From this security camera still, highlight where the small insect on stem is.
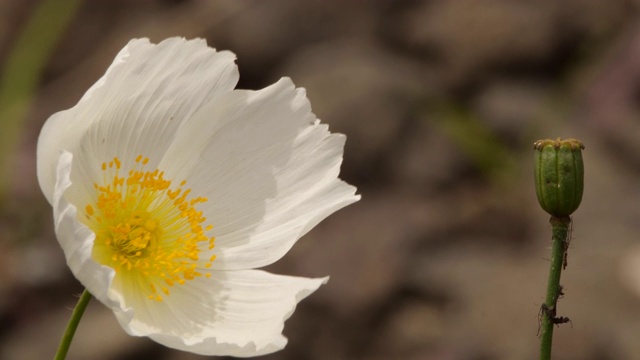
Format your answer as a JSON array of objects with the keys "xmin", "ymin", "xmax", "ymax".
[
  {"xmin": 537, "ymin": 303, "xmax": 572, "ymax": 337},
  {"xmin": 537, "ymin": 305, "xmax": 546, "ymax": 337},
  {"xmin": 557, "ymin": 285, "xmax": 564, "ymax": 300},
  {"xmin": 552, "ymin": 315, "xmax": 572, "ymax": 328},
  {"xmin": 563, "ymin": 219, "xmax": 573, "ymax": 270}
]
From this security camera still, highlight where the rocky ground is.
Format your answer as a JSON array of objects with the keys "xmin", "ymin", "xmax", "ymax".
[{"xmin": 2, "ymin": 0, "xmax": 640, "ymax": 359}]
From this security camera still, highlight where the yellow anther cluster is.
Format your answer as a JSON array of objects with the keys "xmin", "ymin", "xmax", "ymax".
[{"xmin": 85, "ymin": 156, "xmax": 216, "ymax": 302}]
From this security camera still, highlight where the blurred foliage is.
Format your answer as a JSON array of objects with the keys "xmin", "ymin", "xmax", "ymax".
[
  {"xmin": 0, "ymin": 0, "xmax": 81, "ymax": 200},
  {"xmin": 432, "ymin": 101, "xmax": 517, "ymax": 184}
]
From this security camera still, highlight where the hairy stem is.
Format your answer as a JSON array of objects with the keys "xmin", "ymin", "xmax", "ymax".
[
  {"xmin": 539, "ymin": 216, "xmax": 570, "ymax": 360},
  {"xmin": 54, "ymin": 289, "xmax": 92, "ymax": 360}
]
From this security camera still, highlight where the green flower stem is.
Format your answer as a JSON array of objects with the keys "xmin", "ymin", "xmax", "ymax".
[
  {"xmin": 539, "ymin": 216, "xmax": 570, "ymax": 360},
  {"xmin": 54, "ymin": 289, "xmax": 92, "ymax": 360}
]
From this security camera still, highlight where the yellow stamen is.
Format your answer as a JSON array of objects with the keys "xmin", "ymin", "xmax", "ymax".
[{"xmin": 84, "ymin": 156, "xmax": 215, "ymax": 301}]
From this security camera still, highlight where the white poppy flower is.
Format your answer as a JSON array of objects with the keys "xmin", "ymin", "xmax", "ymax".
[{"xmin": 37, "ymin": 38, "xmax": 359, "ymax": 357}]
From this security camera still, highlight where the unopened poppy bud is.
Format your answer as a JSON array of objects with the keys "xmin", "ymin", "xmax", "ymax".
[{"xmin": 533, "ymin": 138, "xmax": 584, "ymax": 217}]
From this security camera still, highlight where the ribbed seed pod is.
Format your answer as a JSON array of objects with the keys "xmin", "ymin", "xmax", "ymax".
[{"xmin": 533, "ymin": 138, "xmax": 584, "ymax": 217}]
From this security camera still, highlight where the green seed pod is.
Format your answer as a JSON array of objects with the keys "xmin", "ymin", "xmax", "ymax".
[{"xmin": 533, "ymin": 138, "xmax": 584, "ymax": 217}]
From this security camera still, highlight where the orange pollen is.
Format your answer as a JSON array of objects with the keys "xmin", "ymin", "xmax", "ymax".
[{"xmin": 84, "ymin": 155, "xmax": 216, "ymax": 302}]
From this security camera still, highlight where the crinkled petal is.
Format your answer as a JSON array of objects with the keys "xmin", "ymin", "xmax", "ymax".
[
  {"xmin": 160, "ymin": 77, "xmax": 360, "ymax": 270},
  {"xmin": 52, "ymin": 151, "xmax": 131, "ymax": 321},
  {"xmin": 37, "ymin": 37, "xmax": 239, "ymax": 204},
  {"xmin": 111, "ymin": 269, "xmax": 327, "ymax": 357}
]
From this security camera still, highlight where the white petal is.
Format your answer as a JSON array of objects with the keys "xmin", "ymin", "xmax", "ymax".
[
  {"xmin": 112, "ymin": 270, "xmax": 327, "ymax": 357},
  {"xmin": 52, "ymin": 151, "xmax": 131, "ymax": 320},
  {"xmin": 160, "ymin": 78, "xmax": 360, "ymax": 270},
  {"xmin": 37, "ymin": 37, "xmax": 239, "ymax": 204}
]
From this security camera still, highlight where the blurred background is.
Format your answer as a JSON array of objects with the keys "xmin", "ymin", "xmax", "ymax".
[{"xmin": 2, "ymin": 0, "xmax": 640, "ymax": 359}]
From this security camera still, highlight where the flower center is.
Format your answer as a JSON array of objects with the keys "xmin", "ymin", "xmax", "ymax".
[
  {"xmin": 109, "ymin": 211, "xmax": 156, "ymax": 256},
  {"xmin": 83, "ymin": 155, "xmax": 216, "ymax": 301}
]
